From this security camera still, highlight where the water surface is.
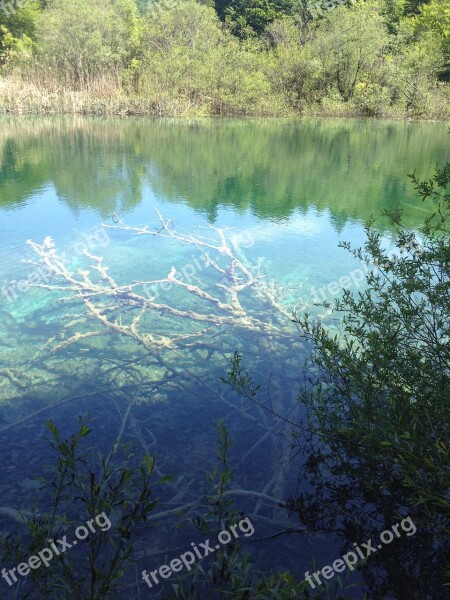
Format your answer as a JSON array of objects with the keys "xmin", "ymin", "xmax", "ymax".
[{"xmin": 0, "ymin": 116, "xmax": 447, "ymax": 598}]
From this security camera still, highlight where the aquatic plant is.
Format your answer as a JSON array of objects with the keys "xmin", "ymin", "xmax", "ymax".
[{"xmin": 1, "ymin": 418, "xmax": 159, "ymax": 600}]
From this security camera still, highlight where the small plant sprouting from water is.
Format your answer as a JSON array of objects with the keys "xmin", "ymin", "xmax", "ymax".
[
  {"xmin": 1, "ymin": 418, "xmax": 160, "ymax": 600},
  {"xmin": 168, "ymin": 420, "xmax": 345, "ymax": 600}
]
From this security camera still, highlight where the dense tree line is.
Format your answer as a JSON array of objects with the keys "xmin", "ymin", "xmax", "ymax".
[{"xmin": 0, "ymin": 0, "xmax": 448, "ymax": 118}]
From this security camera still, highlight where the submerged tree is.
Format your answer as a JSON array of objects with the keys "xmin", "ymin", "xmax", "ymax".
[
  {"xmin": 25, "ymin": 208, "xmax": 309, "ymax": 414},
  {"xmin": 23, "ymin": 207, "xmax": 315, "ymax": 571}
]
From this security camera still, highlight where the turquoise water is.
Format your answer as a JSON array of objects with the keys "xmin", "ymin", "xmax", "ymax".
[{"xmin": 0, "ymin": 117, "xmax": 448, "ymax": 598}]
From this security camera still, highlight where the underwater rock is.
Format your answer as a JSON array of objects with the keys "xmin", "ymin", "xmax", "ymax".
[
  {"xmin": 0, "ymin": 309, "xmax": 20, "ymax": 333},
  {"xmin": 18, "ymin": 478, "xmax": 42, "ymax": 491},
  {"xmin": 0, "ymin": 506, "xmax": 33, "ymax": 524}
]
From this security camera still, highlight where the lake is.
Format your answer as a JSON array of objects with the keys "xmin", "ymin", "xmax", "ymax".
[{"xmin": 0, "ymin": 116, "xmax": 448, "ymax": 598}]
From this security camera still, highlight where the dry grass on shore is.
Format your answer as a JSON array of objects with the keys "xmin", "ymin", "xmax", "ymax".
[{"xmin": 0, "ymin": 75, "xmax": 448, "ymax": 120}]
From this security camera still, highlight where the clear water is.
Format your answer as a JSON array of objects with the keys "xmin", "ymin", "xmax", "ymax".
[{"xmin": 0, "ymin": 116, "xmax": 448, "ymax": 598}]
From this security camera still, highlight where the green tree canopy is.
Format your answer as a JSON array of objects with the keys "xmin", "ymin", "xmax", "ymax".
[
  {"xmin": 36, "ymin": 0, "xmax": 141, "ymax": 86},
  {"xmin": 0, "ymin": 0, "xmax": 39, "ymax": 65},
  {"xmin": 224, "ymin": 0, "xmax": 298, "ymax": 37}
]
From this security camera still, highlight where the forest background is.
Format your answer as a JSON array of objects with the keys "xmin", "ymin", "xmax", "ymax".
[{"xmin": 0, "ymin": 0, "xmax": 448, "ymax": 118}]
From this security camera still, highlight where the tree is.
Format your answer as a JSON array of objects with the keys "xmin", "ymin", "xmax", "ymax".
[
  {"xmin": 411, "ymin": 0, "xmax": 450, "ymax": 79},
  {"xmin": 222, "ymin": 163, "xmax": 449, "ymax": 597},
  {"xmin": 224, "ymin": 0, "xmax": 298, "ymax": 38},
  {"xmin": 310, "ymin": 2, "xmax": 389, "ymax": 101},
  {"xmin": 136, "ymin": 1, "xmax": 275, "ymax": 114},
  {"xmin": 36, "ymin": 0, "xmax": 141, "ymax": 86},
  {"xmin": 0, "ymin": 0, "xmax": 39, "ymax": 66},
  {"xmin": 291, "ymin": 162, "xmax": 450, "ymax": 597}
]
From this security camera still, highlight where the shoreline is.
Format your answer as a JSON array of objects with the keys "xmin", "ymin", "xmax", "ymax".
[
  {"xmin": 1, "ymin": 105, "xmax": 447, "ymax": 122},
  {"xmin": 0, "ymin": 79, "xmax": 448, "ymax": 122}
]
